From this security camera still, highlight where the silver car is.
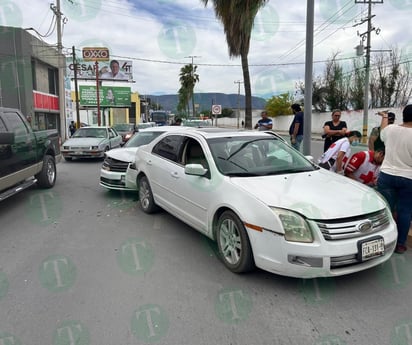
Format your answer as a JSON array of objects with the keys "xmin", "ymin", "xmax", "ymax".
[{"xmin": 61, "ymin": 126, "xmax": 122, "ymax": 161}]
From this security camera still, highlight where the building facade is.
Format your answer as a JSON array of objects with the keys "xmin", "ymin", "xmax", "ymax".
[{"xmin": 0, "ymin": 26, "xmax": 64, "ymax": 136}]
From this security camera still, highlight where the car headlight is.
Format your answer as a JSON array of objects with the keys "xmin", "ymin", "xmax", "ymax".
[
  {"xmin": 91, "ymin": 146, "xmax": 99, "ymax": 150},
  {"xmin": 271, "ymin": 208, "xmax": 313, "ymax": 243},
  {"xmin": 63, "ymin": 146, "xmax": 69, "ymax": 150}
]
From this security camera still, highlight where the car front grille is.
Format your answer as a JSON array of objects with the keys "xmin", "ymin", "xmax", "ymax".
[
  {"xmin": 102, "ymin": 157, "xmax": 129, "ymax": 172},
  {"xmin": 70, "ymin": 146, "xmax": 91, "ymax": 150},
  {"xmin": 315, "ymin": 209, "xmax": 389, "ymax": 241}
]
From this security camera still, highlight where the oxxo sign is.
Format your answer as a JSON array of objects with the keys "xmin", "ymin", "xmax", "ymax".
[{"xmin": 82, "ymin": 47, "xmax": 110, "ymax": 61}]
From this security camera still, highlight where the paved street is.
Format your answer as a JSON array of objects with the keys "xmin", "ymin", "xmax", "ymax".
[{"xmin": 0, "ymin": 157, "xmax": 411, "ymax": 345}]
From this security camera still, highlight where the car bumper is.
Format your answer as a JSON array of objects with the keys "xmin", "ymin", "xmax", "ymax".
[
  {"xmin": 246, "ymin": 220, "xmax": 398, "ymax": 278},
  {"xmin": 62, "ymin": 150, "xmax": 104, "ymax": 158},
  {"xmin": 100, "ymin": 168, "xmax": 136, "ymax": 191}
]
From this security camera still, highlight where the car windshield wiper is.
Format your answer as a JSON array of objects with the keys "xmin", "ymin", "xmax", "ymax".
[
  {"xmin": 217, "ymin": 156, "xmax": 248, "ymax": 172},
  {"xmin": 267, "ymin": 167, "xmax": 314, "ymax": 175}
]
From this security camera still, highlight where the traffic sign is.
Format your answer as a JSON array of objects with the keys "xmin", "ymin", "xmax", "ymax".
[{"xmin": 212, "ymin": 104, "xmax": 222, "ymax": 115}]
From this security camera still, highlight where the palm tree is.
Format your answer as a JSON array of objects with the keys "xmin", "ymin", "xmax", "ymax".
[
  {"xmin": 179, "ymin": 64, "xmax": 199, "ymax": 117},
  {"xmin": 201, "ymin": 0, "xmax": 268, "ymax": 128}
]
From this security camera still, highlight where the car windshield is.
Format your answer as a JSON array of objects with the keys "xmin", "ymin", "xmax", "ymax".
[
  {"xmin": 207, "ymin": 135, "xmax": 316, "ymax": 176},
  {"xmin": 113, "ymin": 124, "xmax": 134, "ymax": 131},
  {"xmin": 72, "ymin": 128, "xmax": 107, "ymax": 138},
  {"xmin": 124, "ymin": 131, "xmax": 165, "ymax": 148}
]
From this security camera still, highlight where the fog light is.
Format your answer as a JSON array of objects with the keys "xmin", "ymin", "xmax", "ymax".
[{"xmin": 288, "ymin": 255, "xmax": 323, "ymax": 267}]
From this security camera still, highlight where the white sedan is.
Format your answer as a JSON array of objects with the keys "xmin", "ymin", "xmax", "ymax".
[
  {"xmin": 61, "ymin": 126, "xmax": 122, "ymax": 161},
  {"xmin": 133, "ymin": 128, "xmax": 397, "ymax": 278},
  {"xmin": 100, "ymin": 126, "xmax": 187, "ymax": 191}
]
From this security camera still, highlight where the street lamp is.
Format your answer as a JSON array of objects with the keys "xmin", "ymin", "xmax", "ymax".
[
  {"xmin": 234, "ymin": 80, "xmax": 243, "ymax": 128},
  {"xmin": 184, "ymin": 55, "xmax": 200, "ymax": 117}
]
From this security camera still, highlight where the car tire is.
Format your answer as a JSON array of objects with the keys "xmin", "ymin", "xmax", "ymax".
[
  {"xmin": 64, "ymin": 156, "xmax": 72, "ymax": 161},
  {"xmin": 35, "ymin": 155, "xmax": 56, "ymax": 188},
  {"xmin": 216, "ymin": 210, "xmax": 255, "ymax": 273},
  {"xmin": 138, "ymin": 176, "xmax": 159, "ymax": 213}
]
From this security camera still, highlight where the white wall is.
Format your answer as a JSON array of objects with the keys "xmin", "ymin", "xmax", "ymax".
[{"xmin": 218, "ymin": 108, "xmax": 403, "ymax": 134}]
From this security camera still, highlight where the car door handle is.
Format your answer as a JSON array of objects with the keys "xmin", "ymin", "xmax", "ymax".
[{"xmin": 170, "ymin": 171, "xmax": 179, "ymax": 179}]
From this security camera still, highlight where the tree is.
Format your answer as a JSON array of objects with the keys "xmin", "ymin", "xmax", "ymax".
[
  {"xmin": 348, "ymin": 58, "xmax": 365, "ymax": 110},
  {"xmin": 200, "ymin": 0, "xmax": 268, "ymax": 129},
  {"xmin": 324, "ymin": 53, "xmax": 349, "ymax": 110},
  {"xmin": 265, "ymin": 93, "xmax": 294, "ymax": 116},
  {"xmin": 178, "ymin": 64, "xmax": 199, "ymax": 117}
]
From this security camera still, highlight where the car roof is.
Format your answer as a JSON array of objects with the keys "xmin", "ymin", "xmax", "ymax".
[
  {"xmin": 165, "ymin": 127, "xmax": 276, "ymax": 139},
  {"xmin": 78, "ymin": 125, "xmax": 110, "ymax": 129}
]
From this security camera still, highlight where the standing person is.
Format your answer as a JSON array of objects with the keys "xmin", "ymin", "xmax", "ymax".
[
  {"xmin": 69, "ymin": 121, "xmax": 76, "ymax": 137},
  {"xmin": 323, "ymin": 109, "xmax": 347, "ymax": 152},
  {"xmin": 368, "ymin": 111, "xmax": 395, "ymax": 151},
  {"xmin": 318, "ymin": 131, "xmax": 362, "ymax": 173},
  {"xmin": 100, "ymin": 60, "xmax": 127, "ymax": 80},
  {"xmin": 289, "ymin": 103, "xmax": 304, "ymax": 151},
  {"xmin": 254, "ymin": 111, "xmax": 273, "ymax": 131},
  {"xmin": 344, "ymin": 149, "xmax": 385, "ymax": 186},
  {"xmin": 377, "ymin": 106, "xmax": 412, "ymax": 254}
]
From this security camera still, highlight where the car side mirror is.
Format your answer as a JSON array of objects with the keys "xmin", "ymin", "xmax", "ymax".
[{"xmin": 184, "ymin": 163, "xmax": 208, "ymax": 176}]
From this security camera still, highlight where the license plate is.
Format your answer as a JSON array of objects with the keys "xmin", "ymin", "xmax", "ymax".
[{"xmin": 359, "ymin": 237, "xmax": 385, "ymax": 261}]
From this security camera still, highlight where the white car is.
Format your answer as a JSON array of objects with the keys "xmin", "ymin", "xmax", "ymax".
[
  {"xmin": 100, "ymin": 126, "xmax": 185, "ymax": 191},
  {"xmin": 61, "ymin": 126, "xmax": 122, "ymax": 161},
  {"xmin": 133, "ymin": 128, "xmax": 397, "ymax": 278}
]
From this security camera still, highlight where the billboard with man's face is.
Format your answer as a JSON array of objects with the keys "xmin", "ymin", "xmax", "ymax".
[{"xmin": 66, "ymin": 58, "xmax": 133, "ymax": 81}]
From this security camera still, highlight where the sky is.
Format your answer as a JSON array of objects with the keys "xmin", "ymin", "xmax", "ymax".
[{"xmin": 2, "ymin": 0, "xmax": 412, "ymax": 99}]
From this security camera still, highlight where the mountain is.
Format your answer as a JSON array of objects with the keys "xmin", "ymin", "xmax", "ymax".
[{"xmin": 145, "ymin": 93, "xmax": 267, "ymax": 113}]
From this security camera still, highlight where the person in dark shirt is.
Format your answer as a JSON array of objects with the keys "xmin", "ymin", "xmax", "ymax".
[
  {"xmin": 289, "ymin": 104, "xmax": 304, "ymax": 151},
  {"xmin": 322, "ymin": 109, "xmax": 347, "ymax": 152},
  {"xmin": 368, "ymin": 112, "xmax": 395, "ymax": 151}
]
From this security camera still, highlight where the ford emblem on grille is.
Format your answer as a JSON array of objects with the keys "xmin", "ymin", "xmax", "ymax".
[{"xmin": 357, "ymin": 220, "xmax": 373, "ymax": 232}]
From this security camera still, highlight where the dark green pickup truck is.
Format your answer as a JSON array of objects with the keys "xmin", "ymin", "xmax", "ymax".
[{"xmin": 0, "ymin": 107, "xmax": 61, "ymax": 201}]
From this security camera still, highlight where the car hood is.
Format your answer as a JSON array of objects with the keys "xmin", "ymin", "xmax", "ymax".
[
  {"xmin": 63, "ymin": 138, "xmax": 106, "ymax": 146},
  {"xmin": 106, "ymin": 147, "xmax": 138, "ymax": 162},
  {"xmin": 229, "ymin": 169, "xmax": 387, "ymax": 220}
]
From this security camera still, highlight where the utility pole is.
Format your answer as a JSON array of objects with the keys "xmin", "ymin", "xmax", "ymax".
[
  {"xmin": 72, "ymin": 46, "xmax": 81, "ymax": 129},
  {"xmin": 51, "ymin": 0, "xmax": 66, "ymax": 139},
  {"xmin": 303, "ymin": 0, "xmax": 314, "ymax": 155},
  {"xmin": 355, "ymin": 0, "xmax": 383, "ymax": 143},
  {"xmin": 234, "ymin": 80, "xmax": 243, "ymax": 128},
  {"xmin": 184, "ymin": 55, "xmax": 200, "ymax": 117}
]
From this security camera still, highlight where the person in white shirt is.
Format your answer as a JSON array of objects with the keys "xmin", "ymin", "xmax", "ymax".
[
  {"xmin": 344, "ymin": 149, "xmax": 384, "ymax": 186},
  {"xmin": 317, "ymin": 131, "xmax": 362, "ymax": 173},
  {"xmin": 100, "ymin": 60, "xmax": 127, "ymax": 80},
  {"xmin": 377, "ymin": 106, "xmax": 412, "ymax": 254}
]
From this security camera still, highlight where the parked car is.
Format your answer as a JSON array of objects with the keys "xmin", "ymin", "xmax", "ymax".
[
  {"xmin": 0, "ymin": 107, "xmax": 60, "ymax": 201},
  {"xmin": 133, "ymin": 128, "xmax": 397, "ymax": 278},
  {"xmin": 61, "ymin": 126, "xmax": 122, "ymax": 161},
  {"xmin": 100, "ymin": 126, "xmax": 183, "ymax": 191},
  {"xmin": 112, "ymin": 123, "xmax": 137, "ymax": 144}
]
